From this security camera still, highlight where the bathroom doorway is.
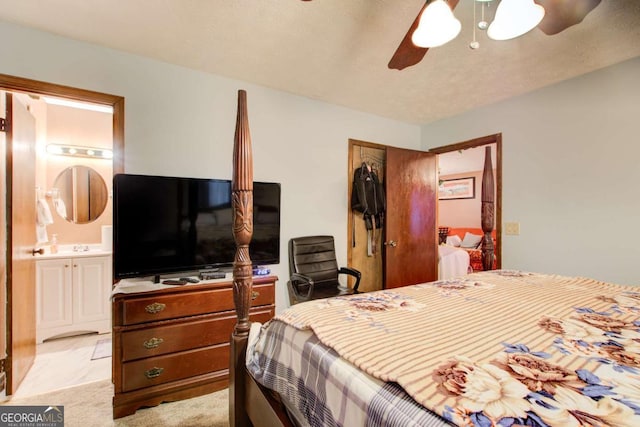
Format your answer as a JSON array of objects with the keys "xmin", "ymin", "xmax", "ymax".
[{"xmin": 0, "ymin": 73, "xmax": 124, "ymax": 396}]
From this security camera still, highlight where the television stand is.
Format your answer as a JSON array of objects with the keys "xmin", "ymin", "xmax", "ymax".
[{"xmin": 111, "ymin": 275, "xmax": 277, "ymax": 418}]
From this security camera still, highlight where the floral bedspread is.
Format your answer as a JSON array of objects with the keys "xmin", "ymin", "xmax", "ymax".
[{"xmin": 275, "ymin": 270, "xmax": 640, "ymax": 426}]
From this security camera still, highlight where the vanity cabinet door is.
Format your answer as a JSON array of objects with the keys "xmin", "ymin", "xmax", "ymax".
[
  {"xmin": 36, "ymin": 258, "xmax": 73, "ymax": 341},
  {"xmin": 72, "ymin": 256, "xmax": 111, "ymax": 324},
  {"xmin": 36, "ymin": 255, "xmax": 112, "ymax": 343}
]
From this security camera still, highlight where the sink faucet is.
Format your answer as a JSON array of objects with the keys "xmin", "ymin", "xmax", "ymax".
[{"xmin": 73, "ymin": 244, "xmax": 89, "ymax": 252}]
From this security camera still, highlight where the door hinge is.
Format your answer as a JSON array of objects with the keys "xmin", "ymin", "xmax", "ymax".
[{"xmin": 0, "ymin": 118, "xmax": 6, "ymax": 132}]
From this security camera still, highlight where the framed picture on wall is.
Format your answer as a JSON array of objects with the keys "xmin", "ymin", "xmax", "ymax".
[{"xmin": 438, "ymin": 177, "xmax": 475, "ymax": 200}]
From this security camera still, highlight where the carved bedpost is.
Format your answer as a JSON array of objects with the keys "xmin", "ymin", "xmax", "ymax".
[
  {"xmin": 481, "ymin": 146, "xmax": 495, "ymax": 271},
  {"xmin": 230, "ymin": 90, "xmax": 253, "ymax": 427}
]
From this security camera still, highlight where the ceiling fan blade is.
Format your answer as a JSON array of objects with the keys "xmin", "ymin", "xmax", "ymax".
[
  {"xmin": 535, "ymin": 0, "xmax": 602, "ymax": 35},
  {"xmin": 388, "ymin": 2, "xmax": 429, "ymax": 71},
  {"xmin": 388, "ymin": 0, "xmax": 460, "ymax": 71}
]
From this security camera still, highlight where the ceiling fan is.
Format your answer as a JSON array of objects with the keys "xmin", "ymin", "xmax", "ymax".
[{"xmin": 301, "ymin": 0, "xmax": 602, "ymax": 70}]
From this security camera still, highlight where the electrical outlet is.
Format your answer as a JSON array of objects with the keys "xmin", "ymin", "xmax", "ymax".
[{"xmin": 505, "ymin": 222, "xmax": 520, "ymax": 236}]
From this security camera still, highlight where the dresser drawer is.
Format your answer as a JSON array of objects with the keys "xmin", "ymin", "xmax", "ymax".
[
  {"xmin": 121, "ymin": 305, "xmax": 275, "ymax": 362},
  {"xmin": 121, "ymin": 314, "xmax": 236, "ymax": 361},
  {"xmin": 250, "ymin": 306, "xmax": 275, "ymax": 323},
  {"xmin": 120, "ymin": 282, "xmax": 275, "ymax": 326},
  {"xmin": 251, "ymin": 282, "xmax": 275, "ymax": 307},
  {"xmin": 121, "ymin": 288, "xmax": 234, "ymax": 325},
  {"xmin": 122, "ymin": 344, "xmax": 228, "ymax": 392}
]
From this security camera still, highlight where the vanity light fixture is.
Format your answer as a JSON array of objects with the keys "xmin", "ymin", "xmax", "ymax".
[{"xmin": 47, "ymin": 144, "xmax": 113, "ymax": 159}]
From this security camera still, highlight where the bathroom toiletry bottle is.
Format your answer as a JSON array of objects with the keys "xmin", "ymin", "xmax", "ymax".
[{"xmin": 51, "ymin": 234, "xmax": 58, "ymax": 254}]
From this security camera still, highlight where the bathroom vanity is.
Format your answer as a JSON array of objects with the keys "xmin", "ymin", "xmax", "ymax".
[{"xmin": 35, "ymin": 247, "xmax": 112, "ymax": 343}]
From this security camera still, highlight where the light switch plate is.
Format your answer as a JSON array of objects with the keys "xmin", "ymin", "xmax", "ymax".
[{"xmin": 505, "ymin": 222, "xmax": 520, "ymax": 235}]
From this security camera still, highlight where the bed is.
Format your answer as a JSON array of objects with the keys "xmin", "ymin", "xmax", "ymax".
[
  {"xmin": 246, "ymin": 271, "xmax": 640, "ymax": 426},
  {"xmin": 444, "ymin": 227, "xmax": 497, "ymax": 272},
  {"xmin": 437, "ymin": 244, "xmax": 470, "ymax": 280},
  {"xmin": 229, "ymin": 91, "xmax": 640, "ymax": 426}
]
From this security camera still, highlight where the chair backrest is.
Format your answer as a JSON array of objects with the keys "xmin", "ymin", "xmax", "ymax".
[{"xmin": 289, "ymin": 236, "xmax": 340, "ymax": 285}]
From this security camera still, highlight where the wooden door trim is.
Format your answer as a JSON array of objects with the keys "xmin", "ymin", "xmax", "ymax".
[
  {"xmin": 429, "ymin": 133, "xmax": 503, "ymax": 269},
  {"xmin": 0, "ymin": 74, "xmax": 125, "ymax": 393}
]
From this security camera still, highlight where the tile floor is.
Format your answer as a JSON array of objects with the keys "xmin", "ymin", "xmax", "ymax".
[{"xmin": 11, "ymin": 332, "xmax": 112, "ymax": 399}]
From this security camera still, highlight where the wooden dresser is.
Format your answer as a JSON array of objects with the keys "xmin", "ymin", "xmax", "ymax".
[{"xmin": 111, "ymin": 275, "xmax": 276, "ymax": 418}]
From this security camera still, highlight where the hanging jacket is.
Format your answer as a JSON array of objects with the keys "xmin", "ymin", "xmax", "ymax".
[{"xmin": 351, "ymin": 162, "xmax": 386, "ymax": 230}]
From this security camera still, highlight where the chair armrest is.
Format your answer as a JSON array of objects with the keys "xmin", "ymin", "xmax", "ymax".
[
  {"xmin": 338, "ymin": 267, "xmax": 362, "ymax": 291},
  {"xmin": 288, "ymin": 273, "xmax": 315, "ymax": 302}
]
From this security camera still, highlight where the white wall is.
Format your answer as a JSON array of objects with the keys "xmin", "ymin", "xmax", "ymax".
[
  {"xmin": 421, "ymin": 57, "xmax": 640, "ymax": 286},
  {"xmin": 0, "ymin": 20, "xmax": 421, "ymax": 310}
]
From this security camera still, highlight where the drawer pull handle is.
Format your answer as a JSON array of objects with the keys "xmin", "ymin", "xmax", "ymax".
[
  {"xmin": 145, "ymin": 367, "xmax": 164, "ymax": 379},
  {"xmin": 143, "ymin": 337, "xmax": 164, "ymax": 349},
  {"xmin": 251, "ymin": 291, "xmax": 260, "ymax": 300},
  {"xmin": 145, "ymin": 302, "xmax": 166, "ymax": 314}
]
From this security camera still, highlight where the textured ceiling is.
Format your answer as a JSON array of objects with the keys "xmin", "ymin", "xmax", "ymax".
[
  {"xmin": 439, "ymin": 145, "xmax": 496, "ymax": 176},
  {"xmin": 1, "ymin": 0, "xmax": 639, "ymax": 124}
]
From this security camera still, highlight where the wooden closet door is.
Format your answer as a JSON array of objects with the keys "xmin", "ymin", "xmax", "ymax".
[{"xmin": 384, "ymin": 147, "xmax": 437, "ymax": 288}]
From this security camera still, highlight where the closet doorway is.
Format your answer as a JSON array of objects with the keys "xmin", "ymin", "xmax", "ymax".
[
  {"xmin": 0, "ymin": 73, "xmax": 124, "ymax": 396},
  {"xmin": 348, "ymin": 140, "xmax": 385, "ymax": 292},
  {"xmin": 347, "ymin": 139, "xmax": 438, "ymax": 292}
]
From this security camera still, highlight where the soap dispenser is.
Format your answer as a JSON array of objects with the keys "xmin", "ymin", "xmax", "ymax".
[{"xmin": 51, "ymin": 234, "xmax": 58, "ymax": 254}]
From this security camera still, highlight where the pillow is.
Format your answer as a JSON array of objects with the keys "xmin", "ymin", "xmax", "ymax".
[
  {"xmin": 446, "ymin": 235, "xmax": 462, "ymax": 247},
  {"xmin": 460, "ymin": 232, "xmax": 483, "ymax": 249}
]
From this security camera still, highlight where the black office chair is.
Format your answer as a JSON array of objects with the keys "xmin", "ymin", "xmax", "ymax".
[{"xmin": 288, "ymin": 235, "xmax": 361, "ymax": 304}]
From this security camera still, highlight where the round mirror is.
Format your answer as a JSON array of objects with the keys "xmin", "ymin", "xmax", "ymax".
[{"xmin": 53, "ymin": 166, "xmax": 108, "ymax": 224}]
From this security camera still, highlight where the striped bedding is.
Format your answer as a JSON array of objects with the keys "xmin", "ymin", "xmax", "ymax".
[{"xmin": 247, "ymin": 270, "xmax": 640, "ymax": 426}]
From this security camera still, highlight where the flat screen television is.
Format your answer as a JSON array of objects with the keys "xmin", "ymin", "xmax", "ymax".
[{"xmin": 113, "ymin": 173, "xmax": 280, "ymax": 280}]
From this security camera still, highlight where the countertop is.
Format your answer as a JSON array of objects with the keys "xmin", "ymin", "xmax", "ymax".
[{"xmin": 34, "ymin": 244, "xmax": 112, "ymax": 260}]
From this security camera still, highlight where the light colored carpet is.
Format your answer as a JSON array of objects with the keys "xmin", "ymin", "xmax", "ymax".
[
  {"xmin": 91, "ymin": 338, "xmax": 112, "ymax": 360},
  {"xmin": 3, "ymin": 379, "xmax": 229, "ymax": 427}
]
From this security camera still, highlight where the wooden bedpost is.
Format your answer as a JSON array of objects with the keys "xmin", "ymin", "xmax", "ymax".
[
  {"xmin": 230, "ymin": 90, "xmax": 254, "ymax": 427},
  {"xmin": 481, "ymin": 145, "xmax": 495, "ymax": 271}
]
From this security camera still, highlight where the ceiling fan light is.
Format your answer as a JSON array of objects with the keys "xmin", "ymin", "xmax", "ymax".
[
  {"xmin": 412, "ymin": 0, "xmax": 461, "ymax": 48},
  {"xmin": 487, "ymin": 0, "xmax": 545, "ymax": 41}
]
